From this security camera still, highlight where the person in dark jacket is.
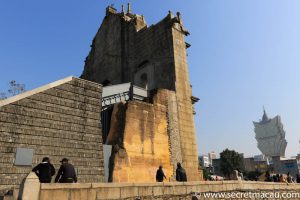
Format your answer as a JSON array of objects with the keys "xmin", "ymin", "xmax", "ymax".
[
  {"xmin": 156, "ymin": 165, "xmax": 167, "ymax": 182},
  {"xmin": 32, "ymin": 157, "xmax": 55, "ymax": 183},
  {"xmin": 296, "ymin": 174, "xmax": 300, "ymax": 183},
  {"xmin": 55, "ymin": 158, "xmax": 77, "ymax": 183},
  {"xmin": 176, "ymin": 162, "xmax": 187, "ymax": 182}
]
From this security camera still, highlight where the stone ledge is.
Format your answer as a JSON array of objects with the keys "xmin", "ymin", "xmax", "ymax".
[
  {"xmin": 37, "ymin": 181, "xmax": 300, "ymax": 200},
  {"xmin": 0, "ymin": 77, "xmax": 73, "ymax": 108},
  {"xmin": 0, "ymin": 77, "xmax": 102, "ymax": 108},
  {"xmin": 41, "ymin": 183, "xmax": 92, "ymax": 190}
]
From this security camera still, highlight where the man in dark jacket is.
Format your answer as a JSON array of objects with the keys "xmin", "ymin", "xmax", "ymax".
[
  {"xmin": 32, "ymin": 157, "xmax": 55, "ymax": 183},
  {"xmin": 156, "ymin": 165, "xmax": 167, "ymax": 182},
  {"xmin": 55, "ymin": 158, "xmax": 77, "ymax": 183},
  {"xmin": 176, "ymin": 162, "xmax": 187, "ymax": 182}
]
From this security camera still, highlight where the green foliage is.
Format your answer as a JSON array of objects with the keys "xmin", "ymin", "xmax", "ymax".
[
  {"xmin": 8, "ymin": 80, "xmax": 26, "ymax": 96},
  {"xmin": 202, "ymin": 168, "xmax": 209, "ymax": 180},
  {"xmin": 220, "ymin": 148, "xmax": 244, "ymax": 178}
]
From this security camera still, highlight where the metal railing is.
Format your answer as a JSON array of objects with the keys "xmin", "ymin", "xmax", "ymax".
[{"xmin": 101, "ymin": 83, "xmax": 147, "ymax": 110}]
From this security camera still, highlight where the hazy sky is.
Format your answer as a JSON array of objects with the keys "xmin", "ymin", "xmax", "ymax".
[{"xmin": 1, "ymin": 1, "xmax": 300, "ymax": 158}]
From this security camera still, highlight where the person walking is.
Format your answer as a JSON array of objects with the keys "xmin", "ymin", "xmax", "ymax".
[
  {"xmin": 156, "ymin": 165, "xmax": 167, "ymax": 182},
  {"xmin": 55, "ymin": 158, "xmax": 77, "ymax": 183},
  {"xmin": 32, "ymin": 157, "xmax": 55, "ymax": 183},
  {"xmin": 176, "ymin": 162, "xmax": 187, "ymax": 182}
]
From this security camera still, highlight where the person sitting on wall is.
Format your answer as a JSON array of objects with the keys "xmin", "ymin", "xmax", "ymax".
[
  {"xmin": 287, "ymin": 172, "xmax": 293, "ymax": 183},
  {"xmin": 32, "ymin": 157, "xmax": 56, "ymax": 183},
  {"xmin": 237, "ymin": 169, "xmax": 243, "ymax": 180},
  {"xmin": 176, "ymin": 162, "xmax": 187, "ymax": 182},
  {"xmin": 55, "ymin": 158, "xmax": 77, "ymax": 183},
  {"xmin": 296, "ymin": 174, "xmax": 300, "ymax": 183},
  {"xmin": 279, "ymin": 174, "xmax": 288, "ymax": 185},
  {"xmin": 156, "ymin": 165, "xmax": 167, "ymax": 182},
  {"xmin": 265, "ymin": 170, "xmax": 272, "ymax": 182}
]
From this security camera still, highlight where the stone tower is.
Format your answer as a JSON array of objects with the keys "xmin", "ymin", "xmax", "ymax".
[{"xmin": 81, "ymin": 5, "xmax": 200, "ymax": 181}]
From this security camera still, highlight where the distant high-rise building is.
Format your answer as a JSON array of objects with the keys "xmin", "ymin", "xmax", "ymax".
[
  {"xmin": 208, "ymin": 151, "xmax": 217, "ymax": 164},
  {"xmin": 199, "ymin": 155, "xmax": 210, "ymax": 168},
  {"xmin": 253, "ymin": 109, "xmax": 287, "ymax": 157}
]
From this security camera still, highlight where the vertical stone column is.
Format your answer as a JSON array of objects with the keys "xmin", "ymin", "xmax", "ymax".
[
  {"xmin": 21, "ymin": 172, "xmax": 40, "ymax": 200},
  {"xmin": 166, "ymin": 91, "xmax": 183, "ymax": 180},
  {"xmin": 171, "ymin": 24, "xmax": 201, "ymax": 181}
]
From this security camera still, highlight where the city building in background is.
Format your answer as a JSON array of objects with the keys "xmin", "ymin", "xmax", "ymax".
[
  {"xmin": 253, "ymin": 109, "xmax": 287, "ymax": 158},
  {"xmin": 199, "ymin": 155, "xmax": 210, "ymax": 168},
  {"xmin": 253, "ymin": 154, "xmax": 267, "ymax": 162},
  {"xmin": 271, "ymin": 156, "xmax": 300, "ymax": 178},
  {"xmin": 208, "ymin": 151, "xmax": 217, "ymax": 164}
]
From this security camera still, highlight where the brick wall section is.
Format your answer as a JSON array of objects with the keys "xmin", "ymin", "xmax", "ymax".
[{"xmin": 0, "ymin": 77, "xmax": 105, "ymax": 191}]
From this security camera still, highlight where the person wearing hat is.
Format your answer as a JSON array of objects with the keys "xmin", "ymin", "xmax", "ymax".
[
  {"xmin": 55, "ymin": 158, "xmax": 77, "ymax": 183},
  {"xmin": 32, "ymin": 157, "xmax": 55, "ymax": 183}
]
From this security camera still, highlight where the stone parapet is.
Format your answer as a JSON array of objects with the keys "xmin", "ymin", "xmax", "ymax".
[{"xmin": 34, "ymin": 181, "xmax": 300, "ymax": 200}]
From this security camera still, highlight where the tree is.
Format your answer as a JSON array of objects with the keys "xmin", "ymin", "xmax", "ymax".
[
  {"xmin": 8, "ymin": 80, "xmax": 26, "ymax": 96},
  {"xmin": 0, "ymin": 92, "xmax": 6, "ymax": 100},
  {"xmin": 0, "ymin": 80, "xmax": 26, "ymax": 100},
  {"xmin": 220, "ymin": 148, "xmax": 244, "ymax": 178},
  {"xmin": 202, "ymin": 168, "xmax": 211, "ymax": 180}
]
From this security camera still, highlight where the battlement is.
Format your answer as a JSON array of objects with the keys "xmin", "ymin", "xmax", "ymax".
[{"xmin": 103, "ymin": 4, "xmax": 189, "ymax": 34}]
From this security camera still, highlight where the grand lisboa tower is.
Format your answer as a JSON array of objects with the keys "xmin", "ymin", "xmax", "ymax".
[{"xmin": 253, "ymin": 109, "xmax": 287, "ymax": 157}]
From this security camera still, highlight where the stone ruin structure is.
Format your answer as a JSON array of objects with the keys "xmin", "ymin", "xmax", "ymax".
[
  {"xmin": 0, "ymin": 4, "xmax": 201, "ymax": 193},
  {"xmin": 81, "ymin": 4, "xmax": 201, "ymax": 182}
]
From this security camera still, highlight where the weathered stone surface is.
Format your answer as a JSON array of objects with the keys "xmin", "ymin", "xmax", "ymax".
[
  {"xmin": 81, "ymin": 7, "xmax": 201, "ymax": 181},
  {"xmin": 0, "ymin": 77, "xmax": 105, "ymax": 190},
  {"xmin": 109, "ymin": 94, "xmax": 173, "ymax": 182}
]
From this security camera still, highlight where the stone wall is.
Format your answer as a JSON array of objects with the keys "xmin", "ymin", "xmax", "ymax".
[
  {"xmin": 31, "ymin": 180, "xmax": 300, "ymax": 200},
  {"xmin": 81, "ymin": 7, "xmax": 176, "ymax": 91},
  {"xmin": 0, "ymin": 77, "xmax": 105, "ymax": 192},
  {"xmin": 108, "ymin": 90, "xmax": 173, "ymax": 182}
]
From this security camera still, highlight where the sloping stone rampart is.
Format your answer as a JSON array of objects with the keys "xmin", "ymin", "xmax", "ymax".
[{"xmin": 0, "ymin": 77, "xmax": 105, "ymax": 192}]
